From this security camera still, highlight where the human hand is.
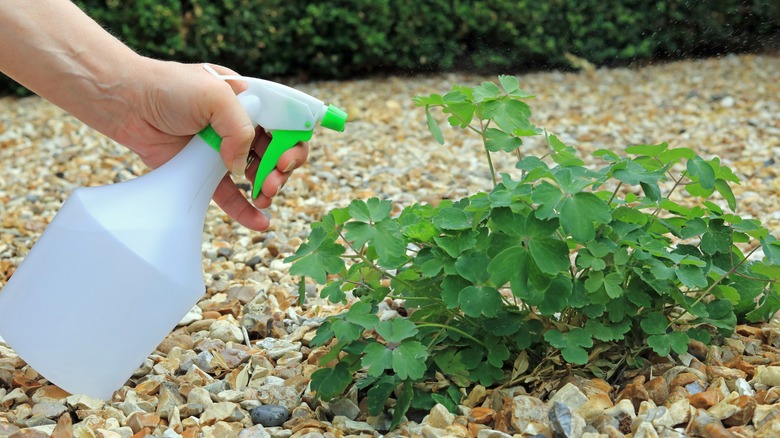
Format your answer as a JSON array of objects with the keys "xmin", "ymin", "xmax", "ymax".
[{"xmin": 109, "ymin": 59, "xmax": 308, "ymax": 231}]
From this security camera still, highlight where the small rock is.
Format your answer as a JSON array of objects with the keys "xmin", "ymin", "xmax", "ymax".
[
  {"xmin": 126, "ymin": 412, "xmax": 161, "ymax": 434},
  {"xmin": 256, "ymin": 339, "xmax": 301, "ymax": 359},
  {"xmin": 327, "ymin": 397, "xmax": 360, "ymax": 421},
  {"xmin": 250, "ymin": 404, "xmax": 290, "ymax": 427},
  {"xmin": 511, "ymin": 395, "xmax": 550, "ymax": 432},
  {"xmin": 200, "ymin": 402, "xmax": 245, "ymax": 425},
  {"xmin": 688, "ymin": 409, "xmax": 731, "ymax": 438},
  {"xmin": 238, "ymin": 424, "xmax": 272, "ymax": 438},
  {"xmin": 470, "ymin": 407, "xmax": 495, "ymax": 424},
  {"xmin": 65, "ymin": 394, "xmax": 105, "ymax": 411},
  {"xmin": 549, "ymin": 401, "xmax": 585, "ymax": 438},
  {"xmin": 633, "ymin": 422, "xmax": 659, "ymax": 438},
  {"xmin": 427, "ymin": 403, "xmax": 455, "ymax": 429},
  {"xmin": 31, "ymin": 402, "xmax": 68, "ymax": 419},
  {"xmin": 210, "ymin": 318, "xmax": 244, "ymax": 343},
  {"xmin": 332, "ymin": 416, "xmax": 375, "ymax": 434},
  {"xmin": 752, "ymin": 366, "xmax": 780, "ymax": 388},
  {"xmin": 178, "ymin": 306, "xmax": 203, "ymax": 326},
  {"xmin": 644, "ymin": 376, "xmax": 669, "ymax": 405},
  {"xmin": 551, "ymin": 383, "xmax": 589, "ymax": 411},
  {"xmin": 722, "ymin": 395, "xmax": 757, "ymax": 427},
  {"xmin": 688, "ymin": 387, "xmax": 722, "ymax": 409}
]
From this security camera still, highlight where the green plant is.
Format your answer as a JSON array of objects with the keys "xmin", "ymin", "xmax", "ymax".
[{"xmin": 287, "ymin": 75, "xmax": 780, "ymax": 428}]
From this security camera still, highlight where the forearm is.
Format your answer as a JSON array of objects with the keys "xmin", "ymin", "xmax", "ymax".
[{"xmin": 0, "ymin": 1, "xmax": 145, "ymax": 137}]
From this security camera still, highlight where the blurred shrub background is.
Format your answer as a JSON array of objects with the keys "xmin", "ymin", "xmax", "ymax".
[{"xmin": 1, "ymin": 0, "xmax": 777, "ymax": 94}]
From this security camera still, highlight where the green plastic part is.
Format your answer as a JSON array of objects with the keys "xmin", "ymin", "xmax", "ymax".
[
  {"xmin": 253, "ymin": 129, "xmax": 314, "ymax": 199},
  {"xmin": 321, "ymin": 104, "xmax": 348, "ymax": 132},
  {"xmin": 198, "ymin": 125, "xmax": 222, "ymax": 152}
]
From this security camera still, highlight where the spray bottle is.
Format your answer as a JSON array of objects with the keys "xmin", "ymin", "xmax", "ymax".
[{"xmin": 0, "ymin": 68, "xmax": 347, "ymax": 400}]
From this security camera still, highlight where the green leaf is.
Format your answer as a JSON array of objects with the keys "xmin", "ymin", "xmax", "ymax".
[
  {"xmin": 528, "ymin": 238, "xmax": 570, "ymax": 275},
  {"xmin": 321, "ymin": 281, "xmax": 346, "ymax": 303},
  {"xmin": 456, "ymin": 252, "xmax": 491, "ymax": 284},
  {"xmin": 469, "ymin": 362, "xmax": 505, "ymax": 386},
  {"xmin": 532, "ymin": 181, "xmax": 564, "ymax": 219},
  {"xmin": 458, "ymin": 286, "xmax": 503, "ymax": 317},
  {"xmin": 715, "ymin": 179, "xmax": 736, "ymax": 211},
  {"xmin": 374, "ymin": 219, "xmax": 407, "ymax": 267},
  {"xmin": 344, "ymin": 221, "xmax": 374, "ymax": 248},
  {"xmin": 362, "ymin": 342, "xmax": 393, "ymax": 377},
  {"xmin": 604, "ymin": 272, "xmax": 624, "ymax": 298},
  {"xmin": 488, "ymin": 245, "xmax": 525, "ymax": 286},
  {"xmin": 640, "ymin": 312, "xmax": 668, "ymax": 335},
  {"xmin": 647, "ymin": 331, "xmax": 689, "ymax": 357},
  {"xmin": 544, "ymin": 328, "xmax": 592, "ymax": 365},
  {"xmin": 481, "ymin": 99, "xmax": 531, "ymax": 133},
  {"xmin": 487, "ymin": 343, "xmax": 511, "ymax": 367},
  {"xmin": 392, "ymin": 341, "xmax": 429, "ymax": 380},
  {"xmin": 331, "ymin": 319, "xmax": 363, "ymax": 342},
  {"xmin": 625, "ymin": 142, "xmax": 668, "ymax": 157},
  {"xmin": 375, "ymin": 318, "xmax": 419, "ymax": 343},
  {"xmin": 560, "ymin": 193, "xmax": 612, "ymax": 242},
  {"xmin": 426, "ymin": 108, "xmax": 444, "ymax": 144},
  {"xmin": 433, "ymin": 207, "xmax": 471, "ymax": 230},
  {"xmin": 761, "ymin": 236, "xmax": 780, "ymax": 265},
  {"xmin": 433, "ymin": 349, "xmax": 471, "ymax": 385},
  {"xmin": 413, "ymin": 94, "xmax": 444, "ymax": 106},
  {"xmin": 687, "ymin": 156, "xmax": 716, "ymax": 190},
  {"xmin": 287, "ymin": 227, "xmax": 346, "ymax": 284},
  {"xmin": 498, "ymin": 75, "xmax": 519, "ymax": 94},
  {"xmin": 347, "ymin": 198, "xmax": 393, "ymax": 222},
  {"xmin": 390, "ymin": 380, "xmax": 414, "ymax": 430},
  {"xmin": 676, "ymin": 265, "xmax": 708, "ymax": 289},
  {"xmin": 345, "ymin": 301, "xmax": 379, "ymax": 329},
  {"xmin": 310, "ymin": 363, "xmax": 352, "ymax": 401},
  {"xmin": 585, "ymin": 318, "xmax": 632, "ymax": 341},
  {"xmin": 472, "ymin": 81, "xmax": 501, "ymax": 102},
  {"xmin": 485, "ymin": 128, "xmax": 523, "ymax": 152},
  {"xmin": 366, "ymin": 378, "xmax": 399, "ymax": 416}
]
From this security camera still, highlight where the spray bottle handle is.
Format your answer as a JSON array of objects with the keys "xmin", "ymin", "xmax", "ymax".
[{"xmin": 252, "ymin": 130, "xmax": 313, "ymax": 199}]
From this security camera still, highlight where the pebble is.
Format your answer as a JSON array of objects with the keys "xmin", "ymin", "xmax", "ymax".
[{"xmin": 250, "ymin": 405, "xmax": 290, "ymax": 427}]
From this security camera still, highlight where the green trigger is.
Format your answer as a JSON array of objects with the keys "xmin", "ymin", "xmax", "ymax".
[{"xmin": 253, "ymin": 130, "xmax": 313, "ymax": 199}]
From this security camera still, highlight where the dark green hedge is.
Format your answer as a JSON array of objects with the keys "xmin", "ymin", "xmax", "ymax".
[{"xmin": 1, "ymin": 0, "xmax": 777, "ymax": 94}]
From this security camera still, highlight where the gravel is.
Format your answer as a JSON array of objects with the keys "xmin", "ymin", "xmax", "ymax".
[{"xmin": 1, "ymin": 53, "xmax": 779, "ymax": 437}]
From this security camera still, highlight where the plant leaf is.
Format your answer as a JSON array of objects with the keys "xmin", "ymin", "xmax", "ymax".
[
  {"xmin": 376, "ymin": 318, "xmax": 419, "ymax": 343},
  {"xmin": 426, "ymin": 108, "xmax": 444, "ymax": 144},
  {"xmin": 560, "ymin": 193, "xmax": 612, "ymax": 242},
  {"xmin": 458, "ymin": 286, "xmax": 503, "ymax": 317},
  {"xmin": 310, "ymin": 363, "xmax": 352, "ymax": 401},
  {"xmin": 362, "ymin": 342, "xmax": 393, "ymax": 377},
  {"xmin": 392, "ymin": 341, "xmax": 429, "ymax": 380}
]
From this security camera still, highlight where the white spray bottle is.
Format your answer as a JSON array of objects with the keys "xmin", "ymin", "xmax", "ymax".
[{"xmin": 0, "ymin": 68, "xmax": 347, "ymax": 400}]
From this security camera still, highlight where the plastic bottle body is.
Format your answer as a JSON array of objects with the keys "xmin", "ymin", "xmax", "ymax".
[{"xmin": 0, "ymin": 136, "xmax": 226, "ymax": 399}]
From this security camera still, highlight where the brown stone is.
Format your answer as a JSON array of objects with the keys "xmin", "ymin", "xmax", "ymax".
[
  {"xmin": 50, "ymin": 413, "xmax": 73, "ymax": 438},
  {"xmin": 130, "ymin": 427, "xmax": 152, "ymax": 438},
  {"xmin": 688, "ymin": 339, "xmax": 708, "ymax": 361},
  {"xmin": 6, "ymin": 430, "xmax": 50, "ymax": 438},
  {"xmin": 157, "ymin": 332, "xmax": 194, "ymax": 355},
  {"xmin": 134, "ymin": 379, "xmax": 162, "ymax": 396},
  {"xmin": 756, "ymin": 389, "xmax": 780, "ymax": 405},
  {"xmin": 644, "ymin": 376, "xmax": 669, "ymax": 405},
  {"xmin": 689, "ymin": 388, "xmax": 722, "ymax": 409},
  {"xmin": 127, "ymin": 412, "xmax": 161, "ymax": 434},
  {"xmin": 201, "ymin": 310, "xmax": 223, "ymax": 320},
  {"xmin": 688, "ymin": 409, "xmax": 735, "ymax": 438},
  {"xmin": 708, "ymin": 366, "xmax": 747, "ymax": 381},
  {"xmin": 723, "ymin": 395, "xmax": 757, "ymax": 427},
  {"xmin": 669, "ymin": 372, "xmax": 699, "ymax": 388},
  {"xmin": 181, "ymin": 427, "xmax": 200, "ymax": 438},
  {"xmin": 616, "ymin": 378, "xmax": 649, "ymax": 412},
  {"xmin": 470, "ymin": 407, "xmax": 495, "ymax": 424},
  {"xmin": 31, "ymin": 385, "xmax": 70, "ymax": 403}
]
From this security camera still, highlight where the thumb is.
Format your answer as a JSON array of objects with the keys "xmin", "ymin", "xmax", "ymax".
[{"xmin": 207, "ymin": 81, "xmax": 256, "ymax": 176}]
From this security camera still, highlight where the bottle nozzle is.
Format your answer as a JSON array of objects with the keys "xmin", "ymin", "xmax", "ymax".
[{"xmin": 320, "ymin": 104, "xmax": 348, "ymax": 132}]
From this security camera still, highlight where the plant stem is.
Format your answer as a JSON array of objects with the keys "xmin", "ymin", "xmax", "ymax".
[
  {"xmin": 668, "ymin": 245, "xmax": 760, "ymax": 327},
  {"xmin": 415, "ymin": 322, "xmax": 489, "ymax": 349}
]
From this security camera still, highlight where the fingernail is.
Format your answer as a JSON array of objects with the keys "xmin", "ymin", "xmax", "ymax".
[
  {"xmin": 275, "ymin": 182, "xmax": 286, "ymax": 197},
  {"xmin": 283, "ymin": 160, "xmax": 298, "ymax": 173},
  {"xmin": 231, "ymin": 155, "xmax": 248, "ymax": 177}
]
